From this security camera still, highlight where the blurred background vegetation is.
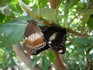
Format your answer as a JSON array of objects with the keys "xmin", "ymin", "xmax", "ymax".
[{"xmin": 0, "ymin": 0, "xmax": 93, "ymax": 70}]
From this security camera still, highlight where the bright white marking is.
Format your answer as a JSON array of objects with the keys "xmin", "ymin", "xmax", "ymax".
[
  {"xmin": 58, "ymin": 50, "xmax": 63, "ymax": 53},
  {"xmin": 25, "ymin": 37, "xmax": 28, "ymax": 40},
  {"xmin": 49, "ymin": 33, "xmax": 57, "ymax": 41},
  {"xmin": 28, "ymin": 33, "xmax": 41, "ymax": 41},
  {"xmin": 0, "ymin": 33, "xmax": 4, "ymax": 36},
  {"xmin": 48, "ymin": 41, "xmax": 51, "ymax": 44}
]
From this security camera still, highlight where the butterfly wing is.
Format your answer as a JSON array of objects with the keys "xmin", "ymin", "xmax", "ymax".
[
  {"xmin": 48, "ymin": 32, "xmax": 66, "ymax": 54},
  {"xmin": 24, "ymin": 20, "xmax": 46, "ymax": 55},
  {"xmin": 41, "ymin": 26, "xmax": 66, "ymax": 54}
]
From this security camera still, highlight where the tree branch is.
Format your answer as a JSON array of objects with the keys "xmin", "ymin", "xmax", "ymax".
[
  {"xmin": 53, "ymin": 50, "xmax": 67, "ymax": 70},
  {"xmin": 66, "ymin": 28, "xmax": 90, "ymax": 38},
  {"xmin": 18, "ymin": 0, "xmax": 90, "ymax": 38},
  {"xmin": 12, "ymin": 43, "xmax": 41, "ymax": 70}
]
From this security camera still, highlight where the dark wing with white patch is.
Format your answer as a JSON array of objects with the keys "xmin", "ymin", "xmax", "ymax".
[{"xmin": 41, "ymin": 26, "xmax": 66, "ymax": 54}]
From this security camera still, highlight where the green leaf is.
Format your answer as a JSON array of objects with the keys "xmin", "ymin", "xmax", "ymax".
[
  {"xmin": 41, "ymin": 56, "xmax": 51, "ymax": 70},
  {"xmin": 87, "ymin": 53, "xmax": 93, "ymax": 59},
  {"xmin": 74, "ymin": 38, "xmax": 93, "ymax": 45},
  {"xmin": 9, "ymin": 0, "xmax": 18, "ymax": 6},
  {"xmin": 64, "ymin": 0, "xmax": 79, "ymax": 15},
  {"xmin": 31, "ymin": 56, "xmax": 40, "ymax": 68},
  {"xmin": 48, "ymin": 50, "xmax": 56, "ymax": 62},
  {"xmin": 0, "ymin": 16, "xmax": 32, "ymax": 47},
  {"xmin": 81, "ymin": 9, "xmax": 93, "ymax": 25},
  {"xmin": 22, "ymin": 0, "xmax": 34, "ymax": 4},
  {"xmin": 87, "ymin": 16, "xmax": 93, "ymax": 29},
  {"xmin": 76, "ymin": 47, "xmax": 87, "ymax": 53},
  {"xmin": 0, "ymin": 13, "xmax": 6, "ymax": 23},
  {"xmin": 0, "ymin": 0, "xmax": 10, "ymax": 6},
  {"xmin": 68, "ymin": 0, "xmax": 79, "ymax": 9},
  {"xmin": 64, "ymin": 0, "xmax": 70, "ymax": 15},
  {"xmin": 32, "ymin": 7, "xmax": 61, "ymax": 21},
  {"xmin": 39, "ymin": 0, "xmax": 48, "ymax": 8}
]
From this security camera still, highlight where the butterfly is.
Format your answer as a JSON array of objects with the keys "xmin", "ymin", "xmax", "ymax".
[{"xmin": 23, "ymin": 20, "xmax": 66, "ymax": 55}]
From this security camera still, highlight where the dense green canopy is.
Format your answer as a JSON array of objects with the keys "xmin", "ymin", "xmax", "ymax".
[{"xmin": 0, "ymin": 0, "xmax": 93, "ymax": 70}]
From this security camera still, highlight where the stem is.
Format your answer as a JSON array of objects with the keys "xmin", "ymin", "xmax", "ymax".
[
  {"xmin": 38, "ymin": 0, "xmax": 41, "ymax": 16},
  {"xmin": 53, "ymin": 50, "xmax": 67, "ymax": 70},
  {"xmin": 64, "ymin": 0, "xmax": 69, "ymax": 28},
  {"xmin": 64, "ymin": 15, "xmax": 68, "ymax": 27},
  {"xmin": 54, "ymin": 0, "xmax": 62, "ymax": 23},
  {"xmin": 66, "ymin": 28, "xmax": 90, "ymax": 38}
]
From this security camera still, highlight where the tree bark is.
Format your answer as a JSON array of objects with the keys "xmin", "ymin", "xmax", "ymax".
[{"xmin": 53, "ymin": 50, "xmax": 67, "ymax": 70}]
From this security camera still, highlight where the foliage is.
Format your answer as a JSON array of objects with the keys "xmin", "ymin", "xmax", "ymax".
[{"xmin": 0, "ymin": 0, "xmax": 93, "ymax": 70}]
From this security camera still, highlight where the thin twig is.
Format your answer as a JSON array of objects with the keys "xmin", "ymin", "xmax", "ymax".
[{"xmin": 66, "ymin": 28, "xmax": 90, "ymax": 38}]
